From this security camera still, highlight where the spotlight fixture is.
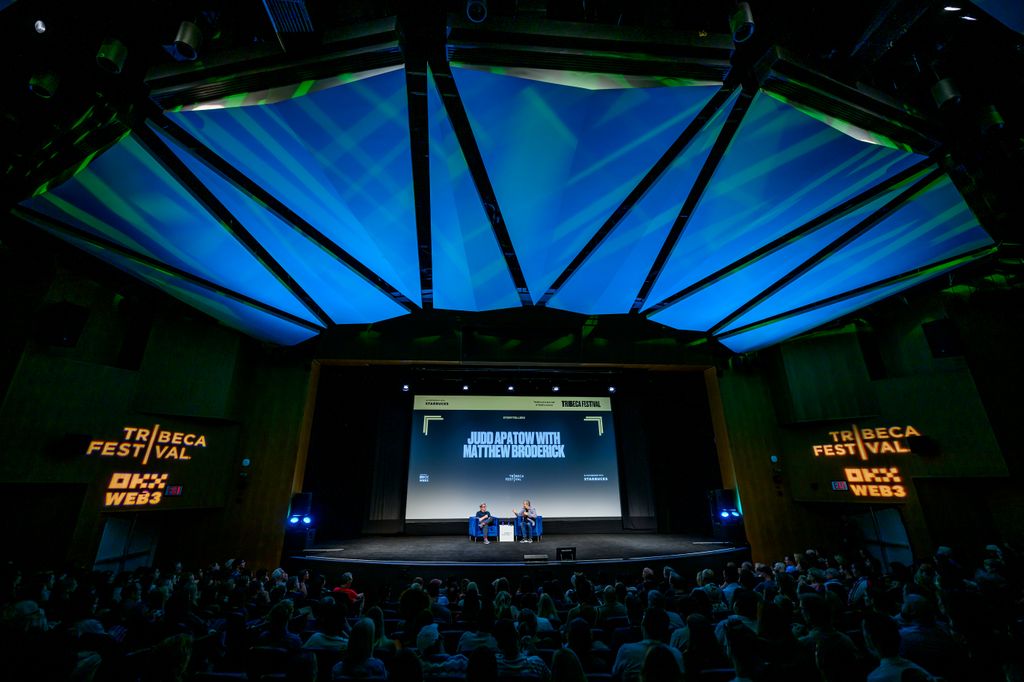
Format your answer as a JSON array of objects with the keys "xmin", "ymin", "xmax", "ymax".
[
  {"xmin": 608, "ymin": 386, "xmax": 616, "ymax": 394},
  {"xmin": 462, "ymin": 384, "xmax": 469, "ymax": 391},
  {"xmin": 302, "ymin": 516, "xmax": 312, "ymax": 525},
  {"xmin": 34, "ymin": 20, "xmax": 46, "ymax": 34},
  {"xmin": 96, "ymin": 37, "xmax": 128, "ymax": 74},
  {"xmin": 729, "ymin": 2, "xmax": 755, "ymax": 43},
  {"xmin": 553, "ymin": 386, "xmax": 560, "ymax": 392},
  {"xmin": 466, "ymin": 0, "xmax": 488, "ymax": 23},
  {"xmin": 28, "ymin": 70, "xmax": 59, "ymax": 98},
  {"xmin": 507, "ymin": 385, "xmax": 514, "ymax": 392},
  {"xmin": 931, "ymin": 77, "xmax": 961, "ymax": 109},
  {"xmin": 402, "ymin": 384, "xmax": 409, "ymax": 392},
  {"xmin": 961, "ymin": 15, "xmax": 977, "ymax": 21},
  {"xmin": 943, "ymin": 6, "xmax": 961, "ymax": 10},
  {"xmin": 720, "ymin": 511, "xmax": 730, "ymax": 519},
  {"xmin": 289, "ymin": 516, "xmax": 299, "ymax": 524},
  {"xmin": 173, "ymin": 20, "xmax": 202, "ymax": 61}
]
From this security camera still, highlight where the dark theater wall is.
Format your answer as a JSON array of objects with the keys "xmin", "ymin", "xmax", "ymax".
[
  {"xmin": 0, "ymin": 259, "xmax": 312, "ymax": 569},
  {"xmin": 714, "ymin": 294, "xmax": 1017, "ymax": 563}
]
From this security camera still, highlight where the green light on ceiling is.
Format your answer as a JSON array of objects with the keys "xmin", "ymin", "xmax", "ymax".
[{"xmin": 764, "ymin": 91, "xmax": 912, "ymax": 152}]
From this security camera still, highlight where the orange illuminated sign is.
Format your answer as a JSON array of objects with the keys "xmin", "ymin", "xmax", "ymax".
[
  {"xmin": 811, "ymin": 424, "xmax": 920, "ymax": 461},
  {"xmin": 87, "ymin": 424, "xmax": 209, "ymax": 509}
]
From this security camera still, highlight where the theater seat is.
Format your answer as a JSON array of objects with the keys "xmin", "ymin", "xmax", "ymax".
[
  {"xmin": 468, "ymin": 516, "xmax": 499, "ymax": 541},
  {"xmin": 514, "ymin": 515, "xmax": 543, "ymax": 541}
]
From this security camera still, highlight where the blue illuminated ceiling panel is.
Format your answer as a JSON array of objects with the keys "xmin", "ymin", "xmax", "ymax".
[
  {"xmin": 17, "ymin": 65, "xmax": 998, "ymax": 350},
  {"xmin": 646, "ymin": 93, "xmax": 926, "ymax": 307},
  {"xmin": 168, "ymin": 68, "xmax": 421, "ymax": 305},
  {"xmin": 151, "ymin": 126, "xmax": 408, "ymax": 324},
  {"xmin": 718, "ymin": 254, "xmax": 989, "ymax": 354},
  {"xmin": 22, "ymin": 135, "xmax": 317, "ymax": 324},
  {"xmin": 43, "ymin": 229, "xmax": 319, "ymax": 346},
  {"xmin": 722, "ymin": 175, "xmax": 994, "ymax": 333},
  {"xmin": 647, "ymin": 174, "xmax": 924, "ymax": 331},
  {"xmin": 427, "ymin": 70, "xmax": 521, "ymax": 312},
  {"xmin": 548, "ymin": 91, "xmax": 736, "ymax": 314},
  {"xmin": 453, "ymin": 66, "xmax": 721, "ymax": 297}
]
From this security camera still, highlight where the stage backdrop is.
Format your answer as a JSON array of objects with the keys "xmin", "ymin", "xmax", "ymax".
[{"xmin": 405, "ymin": 395, "xmax": 621, "ymax": 520}]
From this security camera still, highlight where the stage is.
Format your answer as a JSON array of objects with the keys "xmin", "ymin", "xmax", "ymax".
[{"xmin": 285, "ymin": 533, "xmax": 749, "ymax": 583}]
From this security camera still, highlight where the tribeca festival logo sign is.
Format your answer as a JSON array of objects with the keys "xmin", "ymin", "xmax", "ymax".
[
  {"xmin": 85, "ymin": 424, "xmax": 208, "ymax": 508},
  {"xmin": 811, "ymin": 424, "xmax": 923, "ymax": 499}
]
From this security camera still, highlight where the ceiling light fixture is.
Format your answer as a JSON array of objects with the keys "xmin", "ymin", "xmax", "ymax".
[{"xmin": 96, "ymin": 37, "xmax": 128, "ymax": 74}]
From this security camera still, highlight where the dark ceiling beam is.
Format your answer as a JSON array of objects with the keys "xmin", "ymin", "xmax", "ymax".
[
  {"xmin": 707, "ymin": 167, "xmax": 945, "ymax": 335},
  {"xmin": 133, "ymin": 125, "xmax": 333, "ymax": 328},
  {"xmin": 642, "ymin": 157, "xmax": 937, "ymax": 315},
  {"xmin": 146, "ymin": 17, "xmax": 402, "ymax": 109},
  {"xmin": 404, "ymin": 41, "xmax": 433, "ymax": 310},
  {"xmin": 761, "ymin": 48, "xmax": 941, "ymax": 154},
  {"xmin": 428, "ymin": 58, "xmax": 533, "ymax": 307},
  {"xmin": 147, "ymin": 112, "xmax": 419, "ymax": 313},
  {"xmin": 717, "ymin": 244, "xmax": 997, "ymax": 340},
  {"xmin": 849, "ymin": 0, "xmax": 931, "ymax": 65},
  {"xmin": 12, "ymin": 206, "xmax": 323, "ymax": 333},
  {"xmin": 629, "ymin": 88, "xmax": 755, "ymax": 313},
  {"xmin": 537, "ymin": 84, "xmax": 737, "ymax": 307}
]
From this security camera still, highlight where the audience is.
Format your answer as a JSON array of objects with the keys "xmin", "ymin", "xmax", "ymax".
[{"xmin": 2, "ymin": 539, "xmax": 1019, "ymax": 682}]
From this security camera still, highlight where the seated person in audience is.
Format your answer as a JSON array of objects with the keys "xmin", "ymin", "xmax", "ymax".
[
  {"xmin": 798, "ymin": 593, "xmax": 856, "ymax": 653},
  {"xmin": 724, "ymin": 617, "xmax": 764, "ymax": 682},
  {"xmin": 714, "ymin": 588, "xmax": 759, "ymax": 646},
  {"xmin": 457, "ymin": 608, "xmax": 499, "ymax": 654},
  {"xmin": 565, "ymin": 616, "xmax": 611, "ymax": 673},
  {"xmin": 597, "ymin": 584, "xmax": 628, "ymax": 626},
  {"xmin": 258, "ymin": 598, "xmax": 303, "ymax": 651},
  {"xmin": 678, "ymin": 613, "xmax": 729, "ymax": 676},
  {"xmin": 535, "ymin": 592, "xmax": 560, "ymax": 632},
  {"xmin": 332, "ymin": 617, "xmax": 387, "ymax": 680},
  {"xmin": 366, "ymin": 605, "xmax": 398, "ymax": 653},
  {"xmin": 516, "ymin": 608, "xmax": 542, "ymax": 655},
  {"xmin": 898, "ymin": 594, "xmax": 966, "ymax": 681},
  {"xmin": 565, "ymin": 577, "xmax": 598, "ymax": 627},
  {"xmin": 863, "ymin": 612, "xmax": 938, "ymax": 682},
  {"xmin": 493, "ymin": 618, "xmax": 551, "ymax": 680},
  {"xmin": 425, "ymin": 579, "xmax": 451, "ymax": 624},
  {"xmin": 494, "ymin": 590, "xmax": 518, "ymax": 621},
  {"xmin": 646, "ymin": 590, "xmax": 683, "ymax": 630},
  {"xmin": 550, "ymin": 647, "xmax": 588, "ymax": 682},
  {"xmin": 612, "ymin": 607, "xmax": 682, "ymax": 682},
  {"xmin": 304, "ymin": 597, "xmax": 348, "ymax": 651},
  {"xmin": 641, "ymin": 643, "xmax": 682, "ymax": 682},
  {"xmin": 333, "ymin": 572, "xmax": 363, "ymax": 611},
  {"xmin": 416, "ymin": 622, "xmax": 469, "ymax": 679}
]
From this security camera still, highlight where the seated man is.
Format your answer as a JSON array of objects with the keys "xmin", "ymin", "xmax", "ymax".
[
  {"xmin": 475, "ymin": 502, "xmax": 495, "ymax": 544},
  {"xmin": 514, "ymin": 499, "xmax": 538, "ymax": 543}
]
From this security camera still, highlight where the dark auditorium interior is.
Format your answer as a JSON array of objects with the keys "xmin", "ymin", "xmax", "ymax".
[{"xmin": 2, "ymin": 1, "xmax": 1024, "ymax": 680}]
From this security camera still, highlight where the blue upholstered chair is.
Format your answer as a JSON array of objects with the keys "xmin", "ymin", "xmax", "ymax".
[
  {"xmin": 514, "ymin": 515, "xmax": 543, "ymax": 541},
  {"xmin": 468, "ymin": 516, "xmax": 499, "ymax": 541}
]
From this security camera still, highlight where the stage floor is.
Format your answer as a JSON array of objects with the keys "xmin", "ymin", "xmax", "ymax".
[{"xmin": 294, "ymin": 533, "xmax": 744, "ymax": 568}]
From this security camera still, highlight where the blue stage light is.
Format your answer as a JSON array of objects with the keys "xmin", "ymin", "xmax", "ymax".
[
  {"xmin": 302, "ymin": 516, "xmax": 312, "ymax": 525},
  {"xmin": 730, "ymin": 511, "xmax": 741, "ymax": 517},
  {"xmin": 720, "ymin": 511, "xmax": 730, "ymax": 519},
  {"xmin": 289, "ymin": 516, "xmax": 299, "ymax": 524}
]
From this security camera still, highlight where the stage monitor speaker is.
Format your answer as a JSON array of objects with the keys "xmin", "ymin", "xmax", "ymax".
[
  {"xmin": 524, "ymin": 554, "xmax": 548, "ymax": 562},
  {"xmin": 708, "ymin": 489, "xmax": 745, "ymax": 542},
  {"xmin": 556, "ymin": 547, "xmax": 576, "ymax": 561},
  {"xmin": 283, "ymin": 527, "xmax": 315, "ymax": 552},
  {"xmin": 290, "ymin": 492, "xmax": 312, "ymax": 516}
]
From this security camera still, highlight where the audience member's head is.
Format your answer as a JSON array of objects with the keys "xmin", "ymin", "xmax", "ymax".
[
  {"xmin": 566, "ymin": 617, "xmax": 593, "ymax": 655},
  {"xmin": 724, "ymin": 618, "xmax": 760, "ymax": 679},
  {"xmin": 345, "ymin": 617, "xmax": 375, "ymax": 664},
  {"xmin": 641, "ymin": 643, "xmax": 681, "ymax": 682},
  {"xmin": 550, "ymin": 647, "xmax": 587, "ymax": 682},
  {"xmin": 466, "ymin": 646, "xmax": 497, "ymax": 682},
  {"xmin": 800, "ymin": 593, "xmax": 832, "ymax": 631},
  {"xmin": 641, "ymin": 607, "xmax": 670, "ymax": 644},
  {"xmin": 416, "ymin": 622, "xmax": 442, "ymax": 655},
  {"xmin": 493, "ymin": 618, "xmax": 520, "ymax": 658}
]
